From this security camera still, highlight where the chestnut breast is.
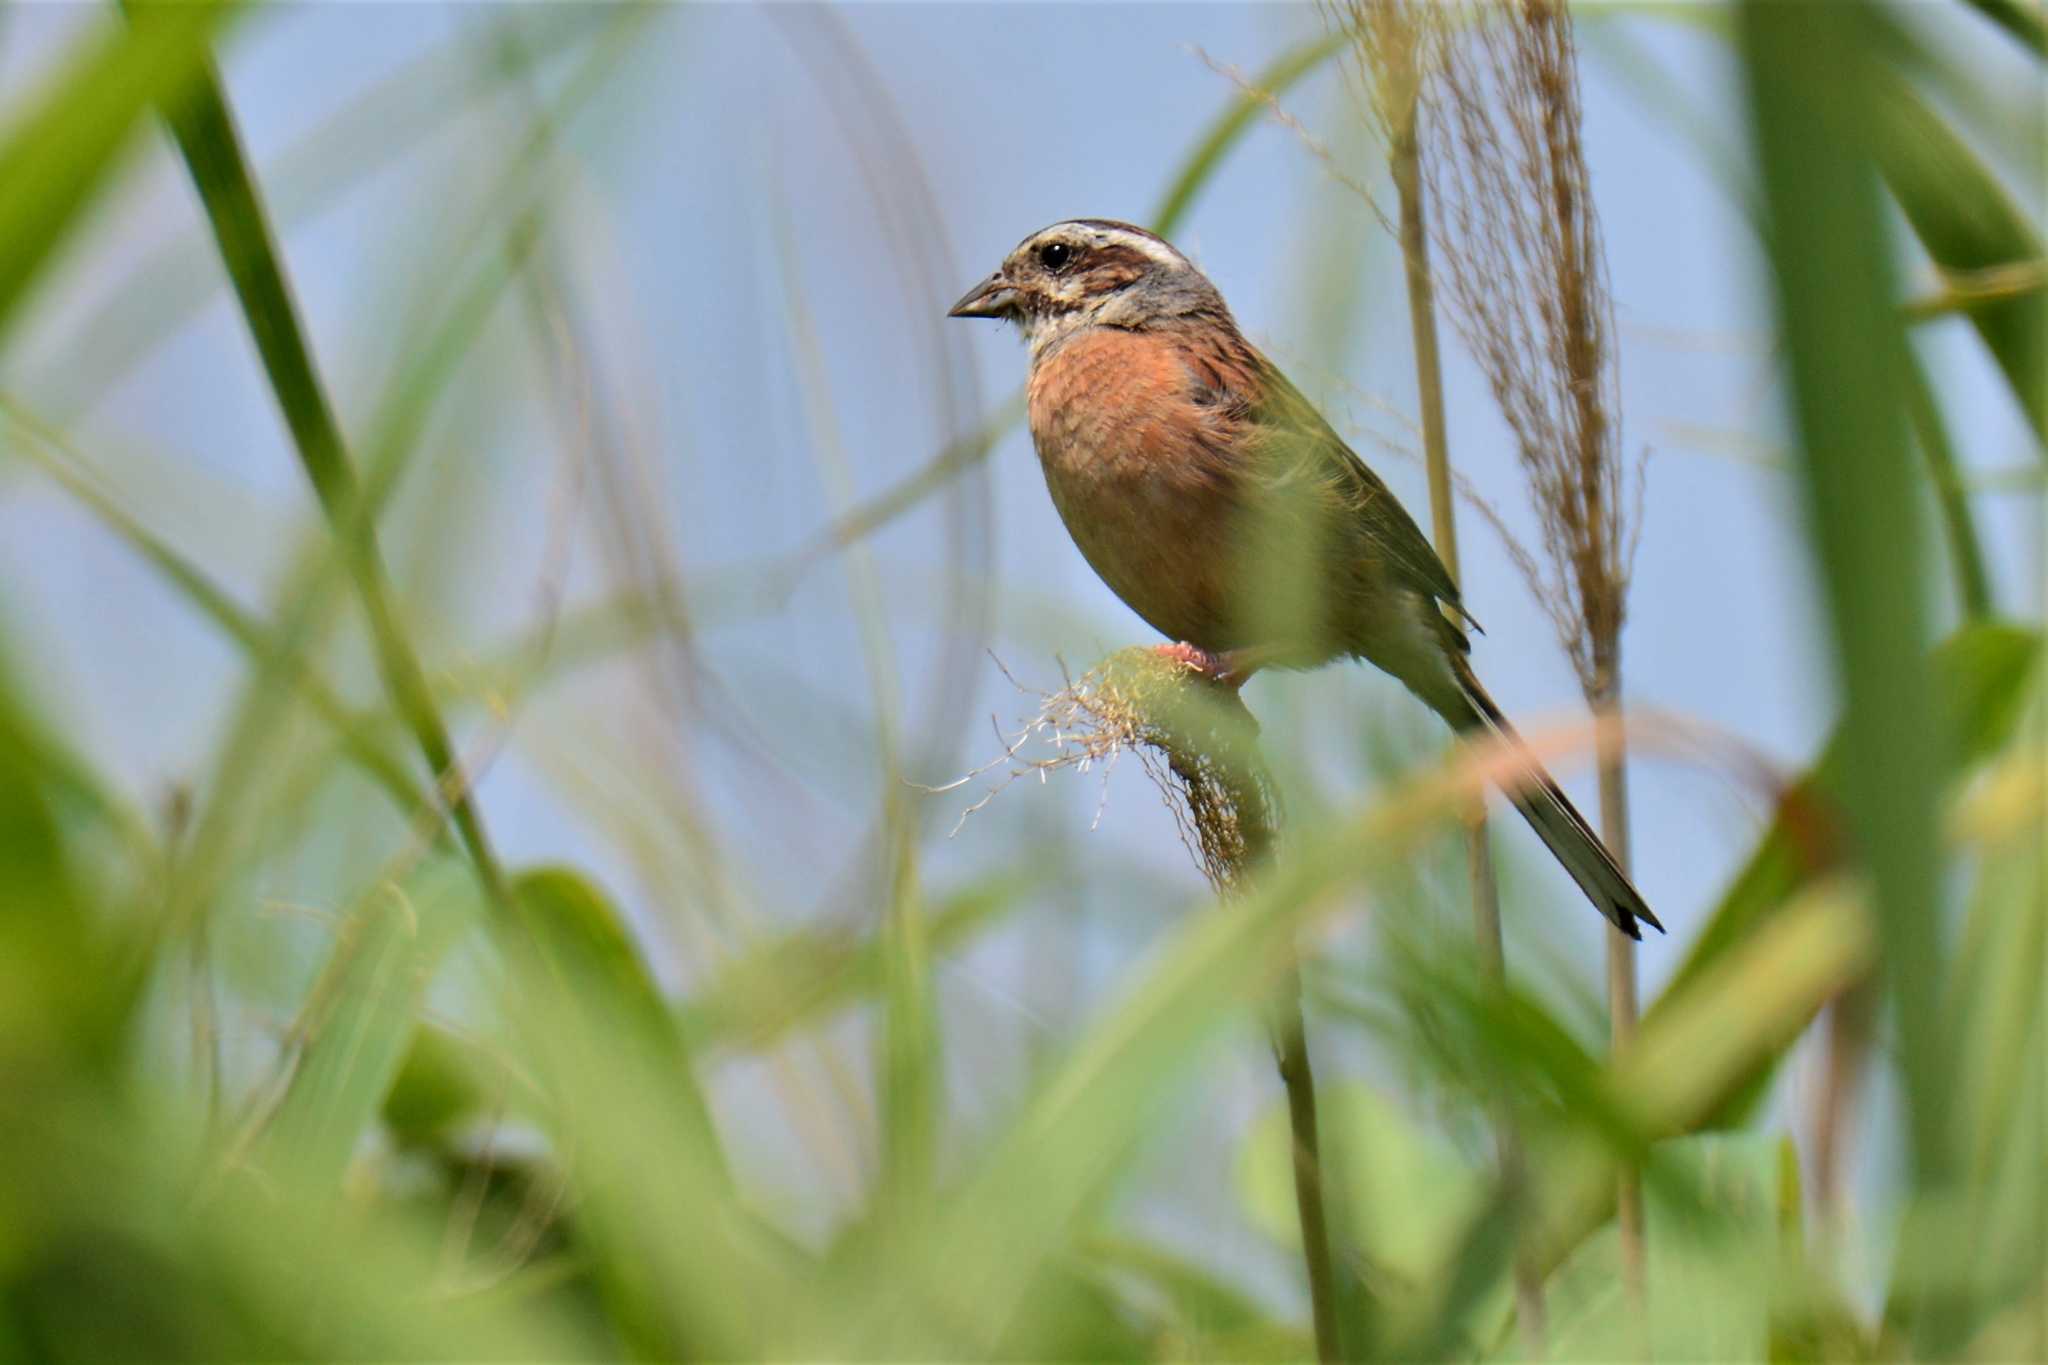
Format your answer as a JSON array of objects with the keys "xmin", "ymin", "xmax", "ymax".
[{"xmin": 1026, "ymin": 326, "xmax": 1242, "ymax": 649}]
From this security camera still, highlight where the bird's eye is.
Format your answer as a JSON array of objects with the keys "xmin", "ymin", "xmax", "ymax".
[{"xmin": 1038, "ymin": 241, "xmax": 1075, "ymax": 271}]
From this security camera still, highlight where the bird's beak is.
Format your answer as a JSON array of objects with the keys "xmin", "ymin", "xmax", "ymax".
[{"xmin": 947, "ymin": 271, "xmax": 1016, "ymax": 319}]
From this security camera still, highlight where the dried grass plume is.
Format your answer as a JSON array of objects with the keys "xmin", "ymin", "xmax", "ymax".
[
  {"xmin": 935, "ymin": 649, "xmax": 1278, "ymax": 897},
  {"xmin": 1421, "ymin": 0, "xmax": 1643, "ymax": 702}
]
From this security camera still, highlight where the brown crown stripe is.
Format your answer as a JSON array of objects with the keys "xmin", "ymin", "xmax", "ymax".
[{"xmin": 1066, "ymin": 218, "xmax": 1175, "ymax": 250}]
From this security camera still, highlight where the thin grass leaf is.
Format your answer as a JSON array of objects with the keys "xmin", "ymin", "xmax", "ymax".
[
  {"xmin": 0, "ymin": 648, "xmax": 132, "ymax": 1071},
  {"xmin": 0, "ymin": 398, "xmax": 429, "ymax": 814},
  {"xmin": 1522, "ymin": 881, "xmax": 1876, "ymax": 1281},
  {"xmin": 35, "ymin": 4, "xmax": 624, "ymax": 418},
  {"xmin": 506, "ymin": 868, "xmax": 802, "ymax": 1359},
  {"xmin": 1, "ymin": 9, "xmax": 607, "ymax": 850},
  {"xmin": 254, "ymin": 857, "xmax": 484, "ymax": 1192},
  {"xmin": 1614, "ymin": 2, "xmax": 2045, "ymax": 443},
  {"xmin": 1871, "ymin": 2, "xmax": 2046, "ymax": 211},
  {"xmin": 138, "ymin": 24, "xmax": 514, "ymax": 911},
  {"xmin": 514, "ymin": 867, "xmax": 726, "ymax": 1173},
  {"xmin": 1152, "ymin": 30, "xmax": 1351, "ymax": 236},
  {"xmin": 1864, "ymin": 58, "xmax": 2046, "ymax": 445},
  {"xmin": 1902, "ymin": 348, "xmax": 1995, "ymax": 619},
  {"xmin": 677, "ymin": 870, "xmax": 1034, "ymax": 1052},
  {"xmin": 1661, "ymin": 622, "xmax": 2039, "ymax": 1045},
  {"xmin": 1532, "ymin": 1134, "xmax": 1780, "ymax": 1363},
  {"xmin": 1944, "ymin": 757, "xmax": 2047, "ymax": 1324},
  {"xmin": 771, "ymin": 199, "xmax": 940, "ymax": 1220},
  {"xmin": 1241, "ymin": 1082, "xmax": 1482, "ymax": 1281},
  {"xmin": 1958, "ymin": 0, "xmax": 2047, "ymax": 58},
  {"xmin": 1084, "ymin": 1233, "xmax": 1297, "ymax": 1347},
  {"xmin": 0, "ymin": 1, "xmax": 237, "ymax": 340},
  {"xmin": 379, "ymin": 1021, "xmax": 496, "ymax": 1148},
  {"xmin": 1737, "ymin": 23, "xmax": 1960, "ymax": 1352},
  {"xmin": 16, "ymin": 1088, "xmax": 604, "ymax": 1359}
]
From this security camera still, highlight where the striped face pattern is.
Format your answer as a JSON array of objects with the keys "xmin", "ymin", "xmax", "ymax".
[{"xmin": 947, "ymin": 219, "xmax": 1223, "ymax": 358}]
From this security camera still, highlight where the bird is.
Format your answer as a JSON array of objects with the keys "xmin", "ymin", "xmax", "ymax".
[{"xmin": 948, "ymin": 218, "xmax": 1661, "ymax": 939}]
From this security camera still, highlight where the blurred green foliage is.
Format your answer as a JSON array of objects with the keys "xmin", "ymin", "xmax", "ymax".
[{"xmin": 0, "ymin": 2, "xmax": 2041, "ymax": 1360}]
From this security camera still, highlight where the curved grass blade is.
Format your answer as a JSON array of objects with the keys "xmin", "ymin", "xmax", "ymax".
[
  {"xmin": 0, "ymin": 648, "xmax": 137, "ymax": 1072},
  {"xmin": 253, "ymin": 857, "xmax": 484, "ymax": 1193},
  {"xmin": 0, "ymin": 1, "xmax": 238, "ymax": 342},
  {"xmin": 1520, "ymin": 881, "xmax": 1876, "ymax": 1282},
  {"xmin": 677, "ymin": 870, "xmax": 1033, "ymax": 1053},
  {"xmin": 1960, "ymin": 0, "xmax": 2047, "ymax": 57},
  {"xmin": 1739, "ymin": 6, "xmax": 1973, "ymax": 1344},
  {"xmin": 773, "ymin": 202, "xmax": 937, "ymax": 1216},
  {"xmin": 1865, "ymin": 61, "xmax": 2046, "ymax": 446},
  {"xmin": 0, "ymin": 398, "xmax": 429, "ymax": 815},
  {"xmin": 1151, "ymin": 30, "xmax": 1350, "ymax": 237},
  {"xmin": 28, "ymin": 13, "xmax": 643, "ymax": 853},
  {"xmin": 1657, "ymin": 625, "xmax": 2037, "ymax": 1130},
  {"xmin": 36, "ymin": 4, "xmax": 622, "ymax": 418},
  {"xmin": 1902, "ymin": 348, "xmax": 1994, "ymax": 619},
  {"xmin": 134, "ymin": 21, "xmax": 513, "ymax": 912},
  {"xmin": 506, "ymin": 868, "xmax": 795, "ymax": 1359}
]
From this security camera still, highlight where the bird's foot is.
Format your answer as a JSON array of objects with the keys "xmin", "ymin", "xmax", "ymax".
[{"xmin": 1153, "ymin": 641, "xmax": 1251, "ymax": 691}]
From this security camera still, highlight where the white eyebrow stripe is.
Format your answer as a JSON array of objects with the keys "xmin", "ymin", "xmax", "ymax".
[
  {"xmin": 1080, "ymin": 225, "xmax": 1187, "ymax": 270},
  {"xmin": 1026, "ymin": 220, "xmax": 1190, "ymax": 273}
]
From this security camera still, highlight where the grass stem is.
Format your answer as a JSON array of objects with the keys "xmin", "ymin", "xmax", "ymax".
[
  {"xmin": 1383, "ymin": 34, "xmax": 1545, "ymax": 1353},
  {"xmin": 1271, "ymin": 970, "xmax": 1342, "ymax": 1363},
  {"xmin": 1902, "ymin": 351, "xmax": 1994, "ymax": 620},
  {"xmin": 1598, "ymin": 685, "xmax": 1646, "ymax": 1333},
  {"xmin": 140, "ymin": 38, "xmax": 514, "ymax": 916}
]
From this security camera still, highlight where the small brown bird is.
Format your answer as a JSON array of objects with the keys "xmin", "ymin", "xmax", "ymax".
[{"xmin": 950, "ymin": 218, "xmax": 1660, "ymax": 938}]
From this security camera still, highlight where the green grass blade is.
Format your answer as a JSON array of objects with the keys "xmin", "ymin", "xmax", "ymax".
[
  {"xmin": 1959, "ymin": 0, "xmax": 2048, "ymax": 57},
  {"xmin": 0, "ymin": 1, "xmax": 238, "ymax": 341},
  {"xmin": 254, "ymin": 857, "xmax": 484, "ymax": 1191},
  {"xmin": 1901, "ymin": 350, "xmax": 1996, "ymax": 618},
  {"xmin": 678, "ymin": 871, "xmax": 1031, "ymax": 1052},
  {"xmin": 513, "ymin": 867, "xmax": 727, "ymax": 1173},
  {"xmin": 506, "ymin": 868, "xmax": 795, "ymax": 1359},
  {"xmin": 868, "ymin": 721, "xmax": 1500, "ymax": 1353},
  {"xmin": 1084, "ymin": 1234, "xmax": 1300, "ymax": 1350},
  {"xmin": 1865, "ymin": 54, "xmax": 2046, "ymax": 445},
  {"xmin": 1151, "ymin": 31, "xmax": 1350, "ymax": 236},
  {"xmin": 1538, "ymin": 1134, "xmax": 1781, "ymax": 1363},
  {"xmin": 1529, "ymin": 883, "xmax": 1876, "ymax": 1274},
  {"xmin": 1942, "ymin": 750, "xmax": 2047, "ymax": 1328},
  {"xmin": 1737, "ymin": 5, "xmax": 1961, "ymax": 1346},
  {"xmin": 0, "ymin": 399, "xmax": 429, "ymax": 815},
  {"xmin": 36, "ymin": 4, "xmax": 620, "ymax": 417},
  {"xmin": 774, "ymin": 204, "xmax": 939, "ymax": 1218},
  {"xmin": 1613, "ymin": 2, "xmax": 2044, "ymax": 444},
  {"xmin": 1661, "ymin": 624, "xmax": 2039, "ymax": 1043},
  {"xmin": 0, "ymin": 652, "xmax": 130, "ymax": 1072},
  {"xmin": 137, "ymin": 25, "xmax": 513, "ymax": 913},
  {"xmin": 3, "ymin": 10, "xmax": 626, "ymax": 833}
]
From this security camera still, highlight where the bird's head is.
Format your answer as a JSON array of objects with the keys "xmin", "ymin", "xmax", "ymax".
[{"xmin": 947, "ymin": 219, "xmax": 1228, "ymax": 357}]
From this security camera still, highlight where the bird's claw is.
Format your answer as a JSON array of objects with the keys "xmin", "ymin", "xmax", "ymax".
[{"xmin": 1153, "ymin": 641, "xmax": 1248, "ymax": 690}]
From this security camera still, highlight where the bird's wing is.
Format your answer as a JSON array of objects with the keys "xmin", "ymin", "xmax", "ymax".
[{"xmin": 1236, "ymin": 354, "xmax": 1476, "ymax": 629}]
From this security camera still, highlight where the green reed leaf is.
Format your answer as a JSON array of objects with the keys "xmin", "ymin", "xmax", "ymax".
[{"xmin": 1738, "ymin": 26, "xmax": 1956, "ymax": 1349}]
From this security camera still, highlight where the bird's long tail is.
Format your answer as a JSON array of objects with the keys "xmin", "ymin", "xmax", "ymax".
[{"xmin": 1441, "ymin": 659, "xmax": 1662, "ymax": 940}]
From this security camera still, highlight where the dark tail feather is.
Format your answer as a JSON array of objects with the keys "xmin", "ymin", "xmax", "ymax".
[{"xmin": 1443, "ymin": 661, "xmax": 1662, "ymax": 940}]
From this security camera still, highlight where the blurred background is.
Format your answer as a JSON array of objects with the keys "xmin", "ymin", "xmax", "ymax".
[{"xmin": 0, "ymin": 2, "xmax": 2040, "ymax": 1359}]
